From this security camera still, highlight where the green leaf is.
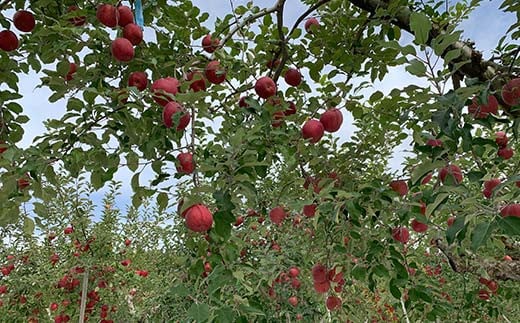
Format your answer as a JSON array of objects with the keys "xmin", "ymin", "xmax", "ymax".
[
  {"xmin": 471, "ymin": 221, "xmax": 495, "ymax": 251},
  {"xmin": 446, "ymin": 216, "xmax": 465, "ymax": 245},
  {"xmin": 411, "ymin": 160, "xmax": 445, "ymax": 186},
  {"xmin": 406, "ymin": 59, "xmax": 427, "ymax": 76},
  {"xmin": 23, "ymin": 217, "xmax": 34, "ymax": 235},
  {"xmin": 389, "ymin": 279, "xmax": 401, "ymax": 299},
  {"xmin": 157, "ymin": 192, "xmax": 168, "ymax": 211},
  {"xmin": 497, "ymin": 216, "xmax": 520, "ymax": 236},
  {"xmin": 425, "ymin": 193, "xmax": 449, "ymax": 217},
  {"xmin": 409, "ymin": 12, "xmax": 432, "ymax": 45},
  {"xmin": 187, "ymin": 303, "xmax": 210, "ymax": 322}
]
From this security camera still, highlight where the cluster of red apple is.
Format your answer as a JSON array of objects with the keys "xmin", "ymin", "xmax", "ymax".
[
  {"xmin": 311, "ymin": 264, "xmax": 343, "ymax": 311},
  {"xmin": 494, "ymin": 131, "xmax": 514, "ymax": 160},
  {"xmin": 268, "ymin": 266, "xmax": 301, "ymax": 307},
  {"xmin": 477, "ymin": 277, "xmax": 499, "ymax": 301},
  {"xmin": 468, "ymin": 78, "xmax": 520, "ymax": 119},
  {"xmin": 0, "ymin": 10, "xmax": 35, "ymax": 51}
]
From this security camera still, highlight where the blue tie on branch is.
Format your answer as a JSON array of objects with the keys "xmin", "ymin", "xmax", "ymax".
[{"xmin": 135, "ymin": 0, "xmax": 144, "ymax": 29}]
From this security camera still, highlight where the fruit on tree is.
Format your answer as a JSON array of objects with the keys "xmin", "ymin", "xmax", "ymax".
[
  {"xmin": 204, "ymin": 60, "xmax": 226, "ymax": 84},
  {"xmin": 234, "ymin": 216, "xmax": 244, "ymax": 226},
  {"xmin": 312, "ymin": 263, "xmax": 328, "ymax": 283},
  {"xmin": 478, "ymin": 289, "xmax": 490, "ymax": 300},
  {"xmin": 288, "ymin": 267, "xmax": 300, "ymax": 277},
  {"xmin": 255, "ymin": 76, "xmax": 277, "ymax": 99},
  {"xmin": 411, "ymin": 219, "xmax": 428, "ymax": 233},
  {"xmin": 503, "ymin": 255, "xmax": 512, "ymax": 261},
  {"xmin": 123, "ymin": 23, "xmax": 143, "ymax": 45},
  {"xmin": 186, "ymin": 71, "xmax": 206, "ymax": 92},
  {"xmin": 96, "ymin": 4, "xmax": 119, "ymax": 28},
  {"xmin": 291, "ymin": 278, "xmax": 301, "ymax": 289},
  {"xmin": 162, "ymin": 101, "xmax": 190, "ymax": 130},
  {"xmin": 271, "ymin": 111, "xmax": 285, "ymax": 127},
  {"xmin": 201, "ymin": 34, "xmax": 220, "ymax": 53},
  {"xmin": 239, "ymin": 96, "xmax": 249, "ymax": 108},
  {"xmin": 269, "ymin": 206, "xmax": 286, "ymax": 225},
  {"xmin": 326, "ymin": 295, "xmax": 341, "ymax": 311},
  {"xmin": 64, "ymin": 226, "xmax": 73, "ymax": 235},
  {"xmin": 284, "ymin": 101, "xmax": 297, "ymax": 115},
  {"xmin": 502, "ymin": 78, "xmax": 520, "ymax": 106},
  {"xmin": 500, "ymin": 204, "xmax": 520, "ymax": 218},
  {"xmin": 128, "ymin": 71, "xmax": 148, "ymax": 91},
  {"xmin": 482, "ymin": 178, "xmax": 500, "ymax": 199},
  {"xmin": 389, "ymin": 180, "xmax": 408, "ymax": 196},
  {"xmin": 111, "ymin": 38, "xmax": 134, "ymax": 62},
  {"xmin": 303, "ymin": 176, "xmax": 322, "ymax": 193},
  {"xmin": 67, "ymin": 6, "xmax": 86, "ymax": 26},
  {"xmin": 439, "ymin": 164, "xmax": 463, "ymax": 185},
  {"xmin": 284, "ymin": 68, "xmax": 302, "ymax": 87},
  {"xmin": 17, "ymin": 175, "xmax": 30, "ymax": 190},
  {"xmin": 13, "ymin": 10, "xmax": 36, "ymax": 32},
  {"xmin": 288, "ymin": 296, "xmax": 298, "ymax": 307},
  {"xmin": 152, "ymin": 77, "xmax": 180, "ymax": 105},
  {"xmin": 266, "ymin": 59, "xmax": 281, "ymax": 69},
  {"xmin": 0, "ymin": 30, "xmax": 19, "ymax": 51},
  {"xmin": 117, "ymin": 5, "xmax": 134, "ymax": 27},
  {"xmin": 176, "ymin": 152, "xmax": 195, "ymax": 174},
  {"xmin": 65, "ymin": 62, "xmax": 77, "ymax": 81},
  {"xmin": 426, "ymin": 139, "xmax": 442, "ymax": 147},
  {"xmin": 304, "ymin": 18, "xmax": 319, "ymax": 33},
  {"xmin": 184, "ymin": 204, "xmax": 213, "ymax": 232},
  {"xmin": 391, "ymin": 227, "xmax": 409, "ymax": 244},
  {"xmin": 319, "ymin": 108, "xmax": 343, "ymax": 132},
  {"xmin": 447, "ymin": 216, "xmax": 455, "ymax": 227},
  {"xmin": 495, "ymin": 131, "xmax": 508, "ymax": 147},
  {"xmin": 498, "ymin": 147, "xmax": 514, "ymax": 159},
  {"xmin": 0, "ymin": 141, "xmax": 7, "ymax": 154},
  {"xmin": 303, "ymin": 204, "xmax": 316, "ymax": 217},
  {"xmin": 302, "ymin": 119, "xmax": 324, "ymax": 143},
  {"xmin": 124, "ymin": 239, "xmax": 131, "ymax": 246},
  {"xmin": 120, "ymin": 259, "xmax": 131, "ymax": 266},
  {"xmin": 313, "ymin": 280, "xmax": 330, "ymax": 293},
  {"xmin": 468, "ymin": 95, "xmax": 498, "ymax": 118}
]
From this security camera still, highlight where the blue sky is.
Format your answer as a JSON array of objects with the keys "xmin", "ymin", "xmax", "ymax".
[{"xmin": 11, "ymin": 0, "xmax": 516, "ymax": 212}]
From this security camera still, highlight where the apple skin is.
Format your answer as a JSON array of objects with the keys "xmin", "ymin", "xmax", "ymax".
[
  {"xmin": 234, "ymin": 216, "xmax": 244, "ymax": 227},
  {"xmin": 239, "ymin": 96, "xmax": 249, "ymax": 108},
  {"xmin": 17, "ymin": 175, "xmax": 30, "ymax": 190},
  {"xmin": 0, "ymin": 30, "xmax": 19, "ymax": 51},
  {"xmin": 117, "ymin": 5, "xmax": 134, "ymax": 27},
  {"xmin": 162, "ymin": 101, "xmax": 190, "ymax": 130},
  {"xmin": 391, "ymin": 227, "xmax": 409, "ymax": 244},
  {"xmin": 204, "ymin": 60, "xmax": 226, "ymax": 84},
  {"xmin": 312, "ymin": 263, "xmax": 328, "ymax": 283},
  {"xmin": 302, "ymin": 119, "xmax": 324, "ymax": 143},
  {"xmin": 319, "ymin": 108, "xmax": 343, "ymax": 132},
  {"xmin": 468, "ymin": 95, "xmax": 498, "ymax": 118},
  {"xmin": 439, "ymin": 164, "xmax": 463, "ymax": 185},
  {"xmin": 255, "ymin": 76, "xmax": 277, "ymax": 99},
  {"xmin": 152, "ymin": 77, "xmax": 180, "ymax": 106},
  {"xmin": 389, "ymin": 180, "xmax": 408, "ymax": 196},
  {"xmin": 266, "ymin": 59, "xmax": 281, "ymax": 69},
  {"xmin": 502, "ymin": 78, "xmax": 520, "ymax": 107},
  {"xmin": 111, "ymin": 38, "xmax": 134, "ymax": 62},
  {"xmin": 185, "ymin": 204, "xmax": 213, "ymax": 232},
  {"xmin": 123, "ymin": 23, "xmax": 143, "ymax": 46},
  {"xmin": 65, "ymin": 62, "xmax": 77, "ymax": 81},
  {"xmin": 128, "ymin": 71, "xmax": 148, "ymax": 91},
  {"xmin": 498, "ymin": 147, "xmax": 514, "ymax": 160},
  {"xmin": 326, "ymin": 296, "xmax": 341, "ymax": 311},
  {"xmin": 284, "ymin": 102, "xmax": 297, "ymax": 116},
  {"xmin": 313, "ymin": 280, "xmax": 330, "ymax": 293},
  {"xmin": 482, "ymin": 178, "xmax": 500, "ymax": 199},
  {"xmin": 269, "ymin": 206, "xmax": 286, "ymax": 225},
  {"xmin": 284, "ymin": 68, "xmax": 302, "ymax": 87},
  {"xmin": 447, "ymin": 216, "xmax": 455, "ymax": 227},
  {"xmin": 421, "ymin": 172, "xmax": 433, "ymax": 185},
  {"xmin": 271, "ymin": 111, "xmax": 285, "ymax": 127},
  {"xmin": 426, "ymin": 139, "xmax": 442, "ymax": 147},
  {"xmin": 288, "ymin": 296, "xmax": 298, "ymax": 307},
  {"xmin": 500, "ymin": 204, "xmax": 520, "ymax": 218},
  {"xmin": 186, "ymin": 71, "xmax": 206, "ymax": 92},
  {"xmin": 124, "ymin": 239, "xmax": 131, "ymax": 246},
  {"xmin": 303, "ymin": 204, "xmax": 316, "ymax": 217},
  {"xmin": 176, "ymin": 152, "xmax": 195, "ymax": 174},
  {"xmin": 288, "ymin": 267, "xmax": 300, "ymax": 277},
  {"xmin": 495, "ymin": 131, "xmax": 508, "ymax": 148},
  {"xmin": 64, "ymin": 227, "xmax": 73, "ymax": 235},
  {"xmin": 411, "ymin": 219, "xmax": 428, "ymax": 233},
  {"xmin": 201, "ymin": 34, "xmax": 220, "ymax": 53},
  {"xmin": 96, "ymin": 4, "xmax": 119, "ymax": 28},
  {"xmin": 304, "ymin": 18, "xmax": 320, "ymax": 33},
  {"xmin": 67, "ymin": 6, "xmax": 86, "ymax": 26},
  {"xmin": 13, "ymin": 11, "xmax": 36, "ymax": 32}
]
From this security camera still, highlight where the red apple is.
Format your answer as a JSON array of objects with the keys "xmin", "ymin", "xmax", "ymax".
[
  {"xmin": 468, "ymin": 95, "xmax": 498, "ymax": 118},
  {"xmin": 239, "ymin": 96, "xmax": 249, "ymax": 108},
  {"xmin": 0, "ymin": 141, "xmax": 7, "ymax": 154},
  {"xmin": 50, "ymin": 303, "xmax": 58, "ymax": 311},
  {"xmin": 303, "ymin": 204, "xmax": 317, "ymax": 217},
  {"xmin": 389, "ymin": 180, "xmax": 408, "ymax": 196},
  {"xmin": 420, "ymin": 201, "xmax": 426, "ymax": 215},
  {"xmin": 411, "ymin": 219, "xmax": 428, "ymax": 233},
  {"xmin": 291, "ymin": 278, "xmax": 301, "ymax": 289},
  {"xmin": 176, "ymin": 152, "xmax": 195, "ymax": 174},
  {"xmin": 312, "ymin": 263, "xmax": 328, "ymax": 283},
  {"xmin": 111, "ymin": 38, "xmax": 134, "ymax": 62},
  {"xmin": 13, "ymin": 11, "xmax": 36, "ymax": 32},
  {"xmin": 255, "ymin": 76, "xmax": 277, "ymax": 99},
  {"xmin": 302, "ymin": 119, "xmax": 324, "ymax": 143},
  {"xmin": 421, "ymin": 172, "xmax": 433, "ymax": 185},
  {"xmin": 498, "ymin": 147, "xmax": 514, "ymax": 159},
  {"xmin": 17, "ymin": 175, "xmax": 30, "ymax": 190},
  {"xmin": 284, "ymin": 68, "xmax": 302, "ymax": 87},
  {"xmin": 503, "ymin": 255, "xmax": 512, "ymax": 261},
  {"xmin": 128, "ymin": 71, "xmax": 148, "ymax": 91},
  {"xmin": 0, "ymin": 30, "xmax": 19, "ymax": 51},
  {"xmin": 152, "ymin": 77, "xmax": 180, "ymax": 105},
  {"xmin": 266, "ymin": 59, "xmax": 281, "ymax": 69},
  {"xmin": 162, "ymin": 101, "xmax": 190, "ymax": 130},
  {"xmin": 478, "ymin": 289, "xmax": 490, "ymax": 300},
  {"xmin": 326, "ymin": 296, "xmax": 341, "ymax": 311},
  {"xmin": 185, "ymin": 204, "xmax": 213, "ymax": 232},
  {"xmin": 500, "ymin": 204, "xmax": 520, "ymax": 218},
  {"xmin": 201, "ymin": 34, "xmax": 220, "ymax": 53},
  {"xmin": 313, "ymin": 280, "xmax": 330, "ymax": 293},
  {"xmin": 482, "ymin": 178, "xmax": 500, "ymax": 199},
  {"xmin": 284, "ymin": 101, "xmax": 297, "ymax": 116},
  {"xmin": 204, "ymin": 60, "xmax": 226, "ymax": 84},
  {"xmin": 65, "ymin": 62, "xmax": 77, "ymax": 81},
  {"xmin": 502, "ymin": 78, "xmax": 520, "ymax": 107},
  {"xmin": 186, "ymin": 71, "xmax": 206, "ymax": 92},
  {"xmin": 234, "ymin": 216, "xmax": 244, "ymax": 227},
  {"xmin": 50, "ymin": 253, "xmax": 59, "ymax": 265},
  {"xmin": 391, "ymin": 227, "xmax": 409, "ymax": 244},
  {"xmin": 64, "ymin": 226, "xmax": 73, "ymax": 235},
  {"xmin": 288, "ymin": 296, "xmax": 298, "ymax": 307},
  {"xmin": 426, "ymin": 139, "xmax": 442, "ymax": 147},
  {"xmin": 271, "ymin": 111, "xmax": 285, "ymax": 127},
  {"xmin": 495, "ymin": 131, "xmax": 508, "ymax": 148},
  {"xmin": 439, "ymin": 164, "xmax": 463, "ymax": 185},
  {"xmin": 117, "ymin": 5, "xmax": 134, "ymax": 27},
  {"xmin": 288, "ymin": 267, "xmax": 300, "ymax": 277},
  {"xmin": 96, "ymin": 4, "xmax": 119, "ymax": 28},
  {"xmin": 120, "ymin": 259, "xmax": 131, "ymax": 267},
  {"xmin": 303, "ymin": 176, "xmax": 322, "ymax": 193},
  {"xmin": 123, "ymin": 23, "xmax": 143, "ymax": 45},
  {"xmin": 487, "ymin": 280, "xmax": 498, "ymax": 293},
  {"xmin": 319, "ymin": 108, "xmax": 343, "ymax": 132},
  {"xmin": 67, "ymin": 6, "xmax": 86, "ymax": 26},
  {"xmin": 269, "ymin": 206, "xmax": 286, "ymax": 225},
  {"xmin": 124, "ymin": 239, "xmax": 131, "ymax": 246},
  {"xmin": 304, "ymin": 18, "xmax": 319, "ymax": 33}
]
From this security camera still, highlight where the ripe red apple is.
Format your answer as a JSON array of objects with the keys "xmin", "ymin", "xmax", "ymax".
[
  {"xmin": 0, "ymin": 30, "xmax": 19, "ymax": 51},
  {"xmin": 13, "ymin": 11, "xmax": 36, "ymax": 32},
  {"xmin": 326, "ymin": 296, "xmax": 341, "ymax": 311},
  {"xmin": 50, "ymin": 253, "xmax": 59, "ymax": 265},
  {"xmin": 17, "ymin": 175, "xmax": 30, "ymax": 190},
  {"xmin": 288, "ymin": 296, "xmax": 298, "ymax": 307},
  {"xmin": 468, "ymin": 95, "xmax": 498, "ymax": 118},
  {"xmin": 500, "ymin": 204, "xmax": 520, "ymax": 218},
  {"xmin": 420, "ymin": 201, "xmax": 426, "ymax": 215},
  {"xmin": 304, "ymin": 176, "xmax": 322, "ymax": 193},
  {"xmin": 176, "ymin": 152, "xmax": 195, "ymax": 174},
  {"xmin": 421, "ymin": 172, "xmax": 433, "ymax": 185},
  {"xmin": 67, "ymin": 6, "xmax": 86, "ymax": 26},
  {"xmin": 288, "ymin": 267, "xmax": 300, "ymax": 277},
  {"xmin": 312, "ymin": 263, "xmax": 328, "ymax": 283},
  {"xmin": 96, "ymin": 4, "xmax": 119, "ymax": 28},
  {"xmin": 284, "ymin": 101, "xmax": 297, "ymax": 116},
  {"xmin": 162, "ymin": 101, "xmax": 190, "ymax": 130},
  {"xmin": 111, "ymin": 38, "xmax": 134, "ymax": 62},
  {"xmin": 50, "ymin": 303, "xmax": 58, "ymax": 311},
  {"xmin": 255, "ymin": 76, "xmax": 277, "ymax": 99},
  {"xmin": 319, "ymin": 108, "xmax": 343, "ymax": 132},
  {"xmin": 234, "ymin": 216, "xmax": 244, "ymax": 227},
  {"xmin": 123, "ymin": 23, "xmax": 143, "ymax": 45},
  {"xmin": 185, "ymin": 204, "xmax": 213, "ymax": 232},
  {"xmin": 487, "ymin": 280, "xmax": 498, "ymax": 293},
  {"xmin": 498, "ymin": 147, "xmax": 514, "ymax": 159},
  {"xmin": 64, "ymin": 226, "xmax": 73, "ymax": 235},
  {"xmin": 304, "ymin": 18, "xmax": 319, "ymax": 33},
  {"xmin": 495, "ymin": 131, "xmax": 508, "ymax": 148},
  {"xmin": 65, "ymin": 62, "xmax": 77, "ymax": 81},
  {"xmin": 128, "ymin": 71, "xmax": 148, "ymax": 91},
  {"xmin": 117, "ymin": 5, "xmax": 134, "ymax": 27},
  {"xmin": 124, "ymin": 239, "xmax": 131, "ymax": 246},
  {"xmin": 426, "ymin": 139, "xmax": 442, "ymax": 147},
  {"xmin": 239, "ymin": 96, "xmax": 249, "ymax": 108},
  {"xmin": 271, "ymin": 111, "xmax": 285, "ymax": 127},
  {"xmin": 503, "ymin": 255, "xmax": 512, "ymax": 261},
  {"xmin": 186, "ymin": 71, "xmax": 206, "ymax": 92},
  {"xmin": 391, "ymin": 227, "xmax": 409, "ymax": 244},
  {"xmin": 291, "ymin": 278, "xmax": 301, "ymax": 289},
  {"xmin": 478, "ymin": 289, "xmax": 490, "ymax": 300},
  {"xmin": 482, "ymin": 178, "xmax": 500, "ymax": 199},
  {"xmin": 269, "ymin": 206, "xmax": 286, "ymax": 225},
  {"xmin": 411, "ymin": 219, "xmax": 428, "ymax": 233},
  {"xmin": 152, "ymin": 77, "xmax": 180, "ymax": 105},
  {"xmin": 284, "ymin": 68, "xmax": 302, "ymax": 87},
  {"xmin": 0, "ymin": 141, "xmax": 7, "ymax": 154},
  {"xmin": 389, "ymin": 180, "xmax": 408, "ymax": 196},
  {"xmin": 313, "ymin": 280, "xmax": 330, "ymax": 293},
  {"xmin": 201, "ymin": 34, "xmax": 220, "ymax": 53},
  {"xmin": 266, "ymin": 59, "xmax": 281, "ymax": 69},
  {"xmin": 439, "ymin": 164, "xmax": 463, "ymax": 185},
  {"xmin": 302, "ymin": 119, "xmax": 324, "ymax": 143},
  {"xmin": 120, "ymin": 259, "xmax": 131, "ymax": 267},
  {"xmin": 204, "ymin": 60, "xmax": 226, "ymax": 84},
  {"xmin": 303, "ymin": 204, "xmax": 317, "ymax": 217},
  {"xmin": 502, "ymin": 78, "xmax": 520, "ymax": 107}
]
